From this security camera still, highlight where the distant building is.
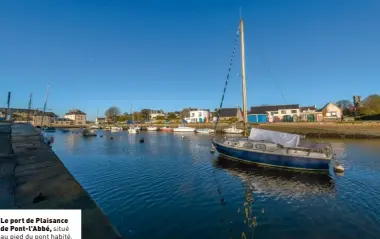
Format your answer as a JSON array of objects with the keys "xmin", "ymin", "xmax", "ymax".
[
  {"xmin": 185, "ymin": 109, "xmax": 210, "ymax": 123},
  {"xmin": 64, "ymin": 109, "xmax": 87, "ymax": 125},
  {"xmin": 0, "ymin": 107, "xmax": 39, "ymax": 121},
  {"xmin": 53, "ymin": 118, "xmax": 74, "ymax": 126},
  {"xmin": 248, "ymin": 104, "xmax": 323, "ymax": 123},
  {"xmin": 32, "ymin": 112, "xmax": 58, "ymax": 126},
  {"xmin": 95, "ymin": 117, "xmax": 107, "ymax": 125},
  {"xmin": 216, "ymin": 108, "xmax": 243, "ymax": 121},
  {"xmin": 320, "ymin": 103, "xmax": 342, "ymax": 120},
  {"xmin": 149, "ymin": 110, "xmax": 165, "ymax": 120}
]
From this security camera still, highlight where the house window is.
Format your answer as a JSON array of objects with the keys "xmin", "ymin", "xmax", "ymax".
[
  {"xmin": 191, "ymin": 113, "xmax": 195, "ymax": 117},
  {"xmin": 281, "ymin": 110, "xmax": 286, "ymax": 114},
  {"xmin": 291, "ymin": 110, "xmax": 297, "ymax": 113},
  {"xmin": 271, "ymin": 112, "xmax": 275, "ymax": 116},
  {"xmin": 198, "ymin": 112, "xmax": 202, "ymax": 117},
  {"xmin": 331, "ymin": 112, "xmax": 337, "ymax": 116}
]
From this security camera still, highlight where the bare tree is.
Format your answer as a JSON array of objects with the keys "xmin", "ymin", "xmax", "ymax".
[{"xmin": 105, "ymin": 106, "xmax": 121, "ymax": 122}]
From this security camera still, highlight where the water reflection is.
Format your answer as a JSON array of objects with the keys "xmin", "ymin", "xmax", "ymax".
[{"xmin": 214, "ymin": 156, "xmax": 335, "ymax": 200}]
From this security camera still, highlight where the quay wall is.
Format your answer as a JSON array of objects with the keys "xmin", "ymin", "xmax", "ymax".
[{"xmin": 0, "ymin": 123, "xmax": 122, "ymax": 239}]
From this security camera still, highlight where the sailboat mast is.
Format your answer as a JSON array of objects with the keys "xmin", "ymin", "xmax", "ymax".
[
  {"xmin": 240, "ymin": 19, "xmax": 248, "ymax": 136},
  {"xmin": 41, "ymin": 84, "xmax": 50, "ymax": 126}
]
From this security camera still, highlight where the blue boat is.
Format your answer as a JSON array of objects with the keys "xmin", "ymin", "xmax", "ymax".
[
  {"xmin": 213, "ymin": 138, "xmax": 331, "ymax": 171},
  {"xmin": 212, "ymin": 18, "xmax": 333, "ymax": 171},
  {"xmin": 60, "ymin": 128, "xmax": 70, "ymax": 133}
]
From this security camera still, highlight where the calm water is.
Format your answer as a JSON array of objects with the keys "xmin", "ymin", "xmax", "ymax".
[{"xmin": 50, "ymin": 130, "xmax": 380, "ymax": 239}]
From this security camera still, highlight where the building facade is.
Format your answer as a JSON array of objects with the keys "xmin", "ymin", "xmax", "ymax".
[
  {"xmin": 32, "ymin": 112, "xmax": 58, "ymax": 126},
  {"xmin": 320, "ymin": 103, "xmax": 342, "ymax": 120},
  {"xmin": 149, "ymin": 110, "xmax": 165, "ymax": 120},
  {"xmin": 95, "ymin": 117, "xmax": 106, "ymax": 124},
  {"xmin": 185, "ymin": 110, "xmax": 210, "ymax": 123},
  {"xmin": 64, "ymin": 109, "xmax": 87, "ymax": 125}
]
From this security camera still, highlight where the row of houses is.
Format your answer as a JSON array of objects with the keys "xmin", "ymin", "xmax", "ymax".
[
  {"xmin": 0, "ymin": 108, "xmax": 87, "ymax": 126},
  {"xmin": 108, "ymin": 103, "xmax": 342, "ymax": 123}
]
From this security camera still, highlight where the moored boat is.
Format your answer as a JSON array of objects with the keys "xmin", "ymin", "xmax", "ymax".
[
  {"xmin": 173, "ymin": 125, "xmax": 196, "ymax": 132},
  {"xmin": 196, "ymin": 128, "xmax": 215, "ymax": 134},
  {"xmin": 128, "ymin": 126, "xmax": 138, "ymax": 134},
  {"xmin": 213, "ymin": 129, "xmax": 332, "ymax": 171},
  {"xmin": 147, "ymin": 126, "xmax": 158, "ymax": 131},
  {"xmin": 222, "ymin": 126, "xmax": 243, "ymax": 134},
  {"xmin": 160, "ymin": 126, "xmax": 173, "ymax": 132},
  {"xmin": 212, "ymin": 18, "xmax": 333, "ymax": 171},
  {"xmin": 111, "ymin": 126, "xmax": 123, "ymax": 132},
  {"xmin": 60, "ymin": 128, "xmax": 70, "ymax": 133}
]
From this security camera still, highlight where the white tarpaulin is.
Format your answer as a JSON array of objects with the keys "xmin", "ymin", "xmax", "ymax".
[{"xmin": 248, "ymin": 128, "xmax": 301, "ymax": 147}]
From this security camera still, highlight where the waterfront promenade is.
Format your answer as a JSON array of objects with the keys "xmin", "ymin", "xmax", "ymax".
[{"xmin": 0, "ymin": 123, "xmax": 122, "ymax": 239}]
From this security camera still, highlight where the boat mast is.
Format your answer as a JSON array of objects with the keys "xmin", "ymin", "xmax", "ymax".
[
  {"xmin": 240, "ymin": 19, "xmax": 248, "ymax": 136},
  {"xmin": 40, "ymin": 84, "xmax": 50, "ymax": 127}
]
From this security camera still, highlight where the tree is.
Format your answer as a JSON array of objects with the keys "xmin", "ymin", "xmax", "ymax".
[
  {"xmin": 336, "ymin": 100, "xmax": 353, "ymax": 109},
  {"xmin": 359, "ymin": 94, "xmax": 380, "ymax": 115},
  {"xmin": 105, "ymin": 106, "xmax": 120, "ymax": 122},
  {"xmin": 155, "ymin": 115, "xmax": 166, "ymax": 120},
  {"xmin": 336, "ymin": 100, "xmax": 354, "ymax": 116},
  {"xmin": 140, "ymin": 109, "xmax": 151, "ymax": 121},
  {"xmin": 167, "ymin": 112, "xmax": 178, "ymax": 119}
]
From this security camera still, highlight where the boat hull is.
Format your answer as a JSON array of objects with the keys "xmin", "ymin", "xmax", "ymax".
[
  {"xmin": 173, "ymin": 129, "xmax": 195, "ymax": 132},
  {"xmin": 213, "ymin": 141, "xmax": 330, "ymax": 171},
  {"xmin": 160, "ymin": 128, "xmax": 173, "ymax": 132}
]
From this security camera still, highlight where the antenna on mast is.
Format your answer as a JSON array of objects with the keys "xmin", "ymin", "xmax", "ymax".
[{"xmin": 239, "ymin": 6, "xmax": 243, "ymax": 19}]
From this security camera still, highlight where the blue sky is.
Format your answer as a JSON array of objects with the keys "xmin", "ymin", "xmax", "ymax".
[{"xmin": 1, "ymin": 0, "xmax": 379, "ymax": 119}]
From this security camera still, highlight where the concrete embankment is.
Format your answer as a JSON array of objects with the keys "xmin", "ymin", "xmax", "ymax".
[{"xmin": 0, "ymin": 123, "xmax": 122, "ymax": 239}]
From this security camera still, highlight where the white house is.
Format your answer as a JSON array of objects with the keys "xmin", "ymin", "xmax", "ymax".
[
  {"xmin": 95, "ymin": 117, "xmax": 106, "ymax": 125},
  {"xmin": 320, "ymin": 103, "xmax": 342, "ymax": 120},
  {"xmin": 64, "ymin": 109, "xmax": 87, "ymax": 125},
  {"xmin": 149, "ymin": 110, "xmax": 165, "ymax": 120},
  {"xmin": 185, "ymin": 110, "xmax": 210, "ymax": 123},
  {"xmin": 249, "ymin": 104, "xmax": 300, "ymax": 122}
]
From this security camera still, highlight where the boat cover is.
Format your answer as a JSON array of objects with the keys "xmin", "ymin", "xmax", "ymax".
[{"xmin": 248, "ymin": 128, "xmax": 301, "ymax": 147}]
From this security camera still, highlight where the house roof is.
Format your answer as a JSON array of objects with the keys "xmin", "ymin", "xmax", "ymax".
[
  {"xmin": 65, "ymin": 109, "xmax": 86, "ymax": 115},
  {"xmin": 300, "ymin": 106, "xmax": 317, "ymax": 111},
  {"xmin": 249, "ymin": 104, "xmax": 300, "ymax": 114},
  {"xmin": 318, "ymin": 102, "xmax": 340, "ymax": 111},
  {"xmin": 218, "ymin": 108, "xmax": 239, "ymax": 117}
]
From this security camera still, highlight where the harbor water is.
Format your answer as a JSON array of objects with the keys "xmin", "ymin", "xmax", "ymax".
[{"xmin": 51, "ymin": 130, "xmax": 380, "ymax": 239}]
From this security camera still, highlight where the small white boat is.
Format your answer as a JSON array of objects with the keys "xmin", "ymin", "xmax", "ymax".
[
  {"xmin": 135, "ymin": 125, "xmax": 141, "ymax": 130},
  {"xmin": 222, "ymin": 126, "xmax": 243, "ymax": 134},
  {"xmin": 111, "ymin": 126, "xmax": 123, "ymax": 132},
  {"xmin": 196, "ymin": 128, "xmax": 215, "ymax": 134},
  {"xmin": 128, "ymin": 126, "xmax": 138, "ymax": 134},
  {"xmin": 173, "ymin": 125, "xmax": 196, "ymax": 132},
  {"xmin": 89, "ymin": 125, "xmax": 99, "ymax": 129},
  {"xmin": 147, "ymin": 126, "xmax": 158, "ymax": 131}
]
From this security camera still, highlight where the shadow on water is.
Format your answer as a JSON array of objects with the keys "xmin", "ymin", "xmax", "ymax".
[{"xmin": 213, "ymin": 155, "xmax": 335, "ymax": 199}]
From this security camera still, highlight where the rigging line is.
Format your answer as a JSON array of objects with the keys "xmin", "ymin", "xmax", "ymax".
[
  {"xmin": 253, "ymin": 48, "xmax": 331, "ymax": 152},
  {"xmin": 212, "ymin": 25, "xmax": 241, "ymax": 135}
]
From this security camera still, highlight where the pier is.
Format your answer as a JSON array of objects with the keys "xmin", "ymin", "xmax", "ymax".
[{"xmin": 0, "ymin": 123, "xmax": 122, "ymax": 239}]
